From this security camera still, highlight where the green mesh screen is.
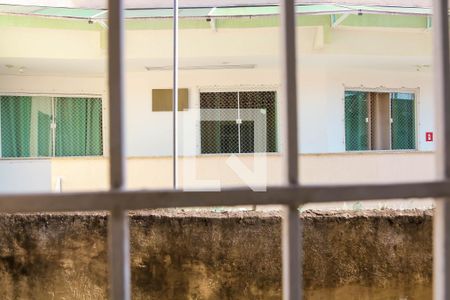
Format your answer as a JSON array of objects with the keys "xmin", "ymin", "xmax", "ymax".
[
  {"xmin": 0, "ymin": 96, "xmax": 52, "ymax": 158},
  {"xmin": 0, "ymin": 95, "xmax": 102, "ymax": 158},
  {"xmin": 239, "ymin": 91, "xmax": 277, "ymax": 153},
  {"xmin": 345, "ymin": 91, "xmax": 369, "ymax": 151},
  {"xmin": 37, "ymin": 110, "xmax": 52, "ymax": 156},
  {"xmin": 345, "ymin": 91, "xmax": 416, "ymax": 151},
  {"xmin": 200, "ymin": 91, "xmax": 277, "ymax": 154},
  {"xmin": 239, "ymin": 121, "xmax": 255, "ymax": 153},
  {"xmin": 218, "ymin": 121, "xmax": 239, "ymax": 154},
  {"xmin": 55, "ymin": 97, "xmax": 103, "ymax": 157},
  {"xmin": 391, "ymin": 93, "xmax": 415, "ymax": 150}
]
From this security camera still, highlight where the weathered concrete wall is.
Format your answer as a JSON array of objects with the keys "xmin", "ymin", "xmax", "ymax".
[{"xmin": 0, "ymin": 210, "xmax": 432, "ymax": 299}]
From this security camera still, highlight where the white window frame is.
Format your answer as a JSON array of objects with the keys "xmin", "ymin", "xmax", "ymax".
[
  {"xmin": 343, "ymin": 86, "xmax": 420, "ymax": 152},
  {"xmin": 0, "ymin": 92, "xmax": 105, "ymax": 159},
  {"xmin": 197, "ymin": 85, "xmax": 280, "ymax": 155},
  {"xmin": 1, "ymin": 0, "xmax": 449, "ymax": 300}
]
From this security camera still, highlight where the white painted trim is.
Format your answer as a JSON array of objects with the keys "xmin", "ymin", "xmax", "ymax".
[
  {"xmin": 198, "ymin": 84, "xmax": 280, "ymax": 93},
  {"xmin": 343, "ymin": 86, "xmax": 420, "ymax": 152},
  {"xmin": 197, "ymin": 87, "xmax": 281, "ymax": 155},
  {"xmin": 0, "ymin": 92, "xmax": 106, "ymax": 159},
  {"xmin": 0, "ymin": 91, "xmax": 103, "ymax": 98}
]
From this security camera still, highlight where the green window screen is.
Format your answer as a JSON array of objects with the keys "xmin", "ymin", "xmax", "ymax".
[
  {"xmin": 200, "ymin": 92, "xmax": 238, "ymax": 154},
  {"xmin": 218, "ymin": 121, "xmax": 239, "ymax": 154},
  {"xmin": 391, "ymin": 93, "xmax": 415, "ymax": 150},
  {"xmin": 200, "ymin": 91, "xmax": 277, "ymax": 154},
  {"xmin": 0, "ymin": 95, "xmax": 102, "ymax": 158},
  {"xmin": 201, "ymin": 121, "xmax": 227, "ymax": 154},
  {"xmin": 345, "ymin": 91, "xmax": 369, "ymax": 151},
  {"xmin": 240, "ymin": 121, "xmax": 255, "ymax": 153},
  {"xmin": 38, "ymin": 111, "xmax": 52, "ymax": 156},
  {"xmin": 0, "ymin": 96, "xmax": 52, "ymax": 158},
  {"xmin": 239, "ymin": 91, "xmax": 277, "ymax": 153},
  {"xmin": 200, "ymin": 92, "xmax": 238, "ymax": 109},
  {"xmin": 55, "ymin": 97, "xmax": 103, "ymax": 157},
  {"xmin": 200, "ymin": 120, "xmax": 255, "ymax": 154}
]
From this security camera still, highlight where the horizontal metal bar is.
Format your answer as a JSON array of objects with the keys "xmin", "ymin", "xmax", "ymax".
[{"xmin": 0, "ymin": 181, "xmax": 446, "ymax": 214}]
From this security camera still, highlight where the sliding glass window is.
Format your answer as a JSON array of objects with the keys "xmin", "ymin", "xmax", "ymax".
[
  {"xmin": 344, "ymin": 91, "xmax": 416, "ymax": 151},
  {"xmin": 199, "ymin": 91, "xmax": 277, "ymax": 154},
  {"xmin": 0, "ymin": 95, "xmax": 103, "ymax": 158}
]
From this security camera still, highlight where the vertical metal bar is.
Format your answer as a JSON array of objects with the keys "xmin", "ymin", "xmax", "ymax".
[
  {"xmin": 108, "ymin": 0, "xmax": 125, "ymax": 190},
  {"xmin": 433, "ymin": 0, "xmax": 450, "ymax": 299},
  {"xmin": 280, "ymin": 0, "xmax": 301, "ymax": 299},
  {"xmin": 434, "ymin": 203, "xmax": 450, "ymax": 300},
  {"xmin": 281, "ymin": 3, "xmax": 299, "ymax": 185},
  {"xmin": 237, "ymin": 91, "xmax": 241, "ymax": 153},
  {"xmin": 107, "ymin": 0, "xmax": 130, "ymax": 299},
  {"xmin": 108, "ymin": 207, "xmax": 130, "ymax": 300},
  {"xmin": 282, "ymin": 205, "xmax": 302, "ymax": 300},
  {"xmin": 172, "ymin": 0, "xmax": 179, "ymax": 189}
]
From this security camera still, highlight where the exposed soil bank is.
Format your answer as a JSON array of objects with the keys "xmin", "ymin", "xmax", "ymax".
[{"xmin": 0, "ymin": 209, "xmax": 432, "ymax": 299}]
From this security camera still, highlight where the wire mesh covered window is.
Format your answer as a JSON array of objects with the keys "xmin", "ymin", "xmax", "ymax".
[
  {"xmin": 0, "ymin": 95, "xmax": 103, "ymax": 158},
  {"xmin": 345, "ymin": 90, "xmax": 415, "ymax": 151},
  {"xmin": 200, "ymin": 91, "xmax": 277, "ymax": 154}
]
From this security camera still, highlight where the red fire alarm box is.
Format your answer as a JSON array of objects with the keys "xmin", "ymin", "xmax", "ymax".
[{"xmin": 426, "ymin": 132, "xmax": 433, "ymax": 142}]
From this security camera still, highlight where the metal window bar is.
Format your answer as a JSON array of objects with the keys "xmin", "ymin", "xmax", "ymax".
[
  {"xmin": 107, "ymin": 0, "xmax": 129, "ymax": 299},
  {"xmin": 0, "ymin": 0, "xmax": 446, "ymax": 300},
  {"xmin": 172, "ymin": 0, "xmax": 179, "ymax": 190},
  {"xmin": 433, "ymin": 0, "xmax": 450, "ymax": 298},
  {"xmin": 280, "ymin": 0, "xmax": 301, "ymax": 299}
]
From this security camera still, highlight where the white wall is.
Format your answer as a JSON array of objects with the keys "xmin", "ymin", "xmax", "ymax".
[
  {"xmin": 0, "ymin": 159, "xmax": 51, "ymax": 193},
  {"xmin": 0, "ymin": 24, "xmax": 436, "ymax": 156},
  {"xmin": 307, "ymin": 67, "xmax": 435, "ymax": 153},
  {"xmin": 0, "ymin": 22, "xmax": 439, "ymax": 199},
  {"xmin": 0, "ymin": 67, "xmax": 435, "ymax": 157},
  {"xmin": 125, "ymin": 66, "xmax": 434, "ymax": 156}
]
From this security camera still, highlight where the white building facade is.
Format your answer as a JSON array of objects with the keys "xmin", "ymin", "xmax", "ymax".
[{"xmin": 0, "ymin": 3, "xmax": 438, "ymax": 208}]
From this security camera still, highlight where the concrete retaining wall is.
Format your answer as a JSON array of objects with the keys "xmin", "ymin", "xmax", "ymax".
[{"xmin": 0, "ymin": 210, "xmax": 432, "ymax": 299}]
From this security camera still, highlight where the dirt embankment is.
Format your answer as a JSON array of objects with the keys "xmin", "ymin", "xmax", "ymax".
[{"xmin": 0, "ymin": 209, "xmax": 432, "ymax": 299}]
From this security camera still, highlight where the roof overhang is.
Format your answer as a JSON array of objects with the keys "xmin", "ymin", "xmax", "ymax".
[
  {"xmin": 0, "ymin": 0, "xmax": 433, "ymax": 10},
  {"xmin": 0, "ymin": 3, "xmax": 438, "ymax": 20}
]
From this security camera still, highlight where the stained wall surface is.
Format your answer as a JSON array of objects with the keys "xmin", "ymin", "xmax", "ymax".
[{"xmin": 0, "ymin": 210, "xmax": 432, "ymax": 299}]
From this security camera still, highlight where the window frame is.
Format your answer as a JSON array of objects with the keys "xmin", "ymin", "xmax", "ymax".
[
  {"xmin": 343, "ymin": 86, "xmax": 420, "ymax": 152},
  {"xmin": 197, "ymin": 85, "xmax": 281, "ymax": 156},
  {"xmin": 1, "ymin": 0, "xmax": 449, "ymax": 298},
  {"xmin": 0, "ymin": 91, "xmax": 105, "ymax": 159}
]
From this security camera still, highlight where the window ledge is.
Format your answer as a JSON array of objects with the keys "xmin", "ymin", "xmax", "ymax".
[
  {"xmin": 334, "ymin": 150, "xmax": 434, "ymax": 156},
  {"xmin": 0, "ymin": 156, "xmax": 106, "ymax": 161}
]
